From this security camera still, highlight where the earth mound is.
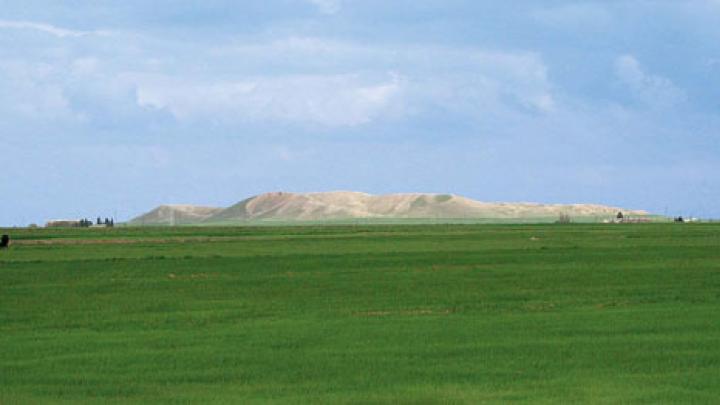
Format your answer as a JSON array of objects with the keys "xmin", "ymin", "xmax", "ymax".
[
  {"xmin": 128, "ymin": 205, "xmax": 223, "ymax": 225},
  {"xmin": 129, "ymin": 192, "xmax": 648, "ymax": 225},
  {"xmin": 204, "ymin": 192, "xmax": 647, "ymax": 223}
]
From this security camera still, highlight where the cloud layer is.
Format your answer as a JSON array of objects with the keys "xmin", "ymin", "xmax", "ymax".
[{"xmin": 0, "ymin": 29, "xmax": 558, "ymax": 132}]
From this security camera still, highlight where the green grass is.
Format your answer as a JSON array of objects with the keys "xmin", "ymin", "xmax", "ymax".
[{"xmin": 1, "ymin": 224, "xmax": 719, "ymax": 403}]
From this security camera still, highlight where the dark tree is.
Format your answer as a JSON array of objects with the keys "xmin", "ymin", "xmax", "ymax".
[
  {"xmin": 0, "ymin": 235, "xmax": 9, "ymax": 249},
  {"xmin": 556, "ymin": 213, "xmax": 571, "ymax": 224},
  {"xmin": 616, "ymin": 211, "xmax": 624, "ymax": 219}
]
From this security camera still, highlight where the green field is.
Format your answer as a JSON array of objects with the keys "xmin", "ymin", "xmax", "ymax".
[{"xmin": 1, "ymin": 224, "xmax": 719, "ymax": 403}]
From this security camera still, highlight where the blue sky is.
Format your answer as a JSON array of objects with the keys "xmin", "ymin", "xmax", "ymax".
[{"xmin": 1, "ymin": 0, "xmax": 719, "ymax": 225}]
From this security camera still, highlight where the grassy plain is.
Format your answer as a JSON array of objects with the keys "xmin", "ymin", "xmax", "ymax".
[{"xmin": 1, "ymin": 224, "xmax": 719, "ymax": 403}]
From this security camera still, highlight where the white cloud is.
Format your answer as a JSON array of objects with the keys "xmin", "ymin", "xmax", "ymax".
[
  {"xmin": 614, "ymin": 54, "xmax": 686, "ymax": 108},
  {"xmin": 0, "ymin": 61, "xmax": 74, "ymax": 121},
  {"xmin": 132, "ymin": 40, "xmax": 558, "ymax": 127},
  {"xmin": 0, "ymin": 29, "xmax": 556, "ymax": 132},
  {"xmin": 214, "ymin": 38, "xmax": 557, "ymax": 117},
  {"xmin": 308, "ymin": 0, "xmax": 342, "ymax": 14},
  {"xmin": 0, "ymin": 20, "xmax": 108, "ymax": 38},
  {"xmin": 134, "ymin": 73, "xmax": 403, "ymax": 127}
]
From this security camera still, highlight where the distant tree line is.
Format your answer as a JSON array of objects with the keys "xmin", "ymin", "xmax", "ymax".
[
  {"xmin": 78, "ymin": 217, "xmax": 115, "ymax": 227},
  {"xmin": 556, "ymin": 213, "xmax": 572, "ymax": 224}
]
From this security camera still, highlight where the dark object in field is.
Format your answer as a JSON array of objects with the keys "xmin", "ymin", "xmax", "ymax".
[
  {"xmin": 0, "ymin": 234, "xmax": 9, "ymax": 249},
  {"xmin": 674, "ymin": 216, "xmax": 684, "ymax": 223},
  {"xmin": 616, "ymin": 211, "xmax": 624, "ymax": 219}
]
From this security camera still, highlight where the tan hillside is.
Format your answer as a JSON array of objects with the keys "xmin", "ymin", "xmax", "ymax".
[
  {"xmin": 128, "ymin": 205, "xmax": 223, "ymax": 225},
  {"xmin": 201, "ymin": 191, "xmax": 647, "ymax": 223}
]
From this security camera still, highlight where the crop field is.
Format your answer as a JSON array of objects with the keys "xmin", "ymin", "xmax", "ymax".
[{"xmin": 1, "ymin": 224, "xmax": 719, "ymax": 403}]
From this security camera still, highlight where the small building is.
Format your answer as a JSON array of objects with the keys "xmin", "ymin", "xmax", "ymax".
[
  {"xmin": 46, "ymin": 219, "xmax": 83, "ymax": 228},
  {"xmin": 621, "ymin": 217, "xmax": 652, "ymax": 223},
  {"xmin": 611, "ymin": 216, "xmax": 652, "ymax": 224}
]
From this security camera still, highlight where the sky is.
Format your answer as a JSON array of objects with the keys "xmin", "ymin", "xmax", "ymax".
[{"xmin": 1, "ymin": 0, "xmax": 719, "ymax": 225}]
